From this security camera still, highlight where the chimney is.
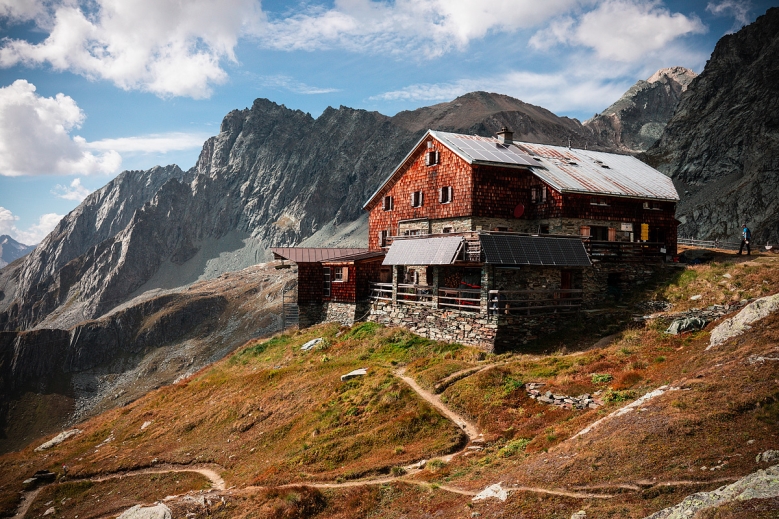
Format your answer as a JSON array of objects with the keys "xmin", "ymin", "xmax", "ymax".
[{"xmin": 496, "ymin": 126, "xmax": 513, "ymax": 145}]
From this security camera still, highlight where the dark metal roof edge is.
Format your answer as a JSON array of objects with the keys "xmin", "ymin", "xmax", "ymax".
[{"xmin": 557, "ymin": 188, "xmax": 680, "ymax": 202}]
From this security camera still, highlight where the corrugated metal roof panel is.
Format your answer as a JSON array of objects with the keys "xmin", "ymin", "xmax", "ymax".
[
  {"xmin": 513, "ymin": 143, "xmax": 678, "ymax": 200},
  {"xmin": 433, "ymin": 131, "xmax": 538, "ymax": 167},
  {"xmin": 383, "ymin": 237, "xmax": 463, "ymax": 265},
  {"xmin": 271, "ymin": 248, "xmax": 370, "ymax": 263},
  {"xmin": 480, "ymin": 235, "xmax": 591, "ymax": 267}
]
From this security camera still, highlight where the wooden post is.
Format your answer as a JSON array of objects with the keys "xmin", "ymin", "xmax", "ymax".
[
  {"xmin": 392, "ymin": 265, "xmax": 399, "ymax": 304},
  {"xmin": 432, "ymin": 266, "xmax": 439, "ymax": 309},
  {"xmin": 480, "ymin": 264, "xmax": 493, "ymax": 315}
]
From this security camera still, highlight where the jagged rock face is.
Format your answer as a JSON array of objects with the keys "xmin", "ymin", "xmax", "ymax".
[
  {"xmin": 643, "ymin": 8, "xmax": 779, "ymax": 243},
  {"xmin": 0, "ymin": 92, "xmax": 616, "ymax": 331},
  {"xmin": 0, "ymin": 235, "xmax": 34, "ymax": 269},
  {"xmin": 584, "ymin": 67, "xmax": 697, "ymax": 153}
]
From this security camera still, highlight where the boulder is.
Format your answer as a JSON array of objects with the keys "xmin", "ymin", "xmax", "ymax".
[
  {"xmin": 117, "ymin": 504, "xmax": 172, "ymax": 519},
  {"xmin": 665, "ymin": 317, "xmax": 707, "ymax": 335},
  {"xmin": 708, "ymin": 294, "xmax": 779, "ymax": 349},
  {"xmin": 34, "ymin": 429, "xmax": 81, "ymax": 452}
]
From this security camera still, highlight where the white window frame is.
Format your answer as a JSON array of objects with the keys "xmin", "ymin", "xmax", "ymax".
[
  {"xmin": 383, "ymin": 195, "xmax": 394, "ymax": 211},
  {"xmin": 333, "ymin": 266, "xmax": 348, "ymax": 283},
  {"xmin": 439, "ymin": 186, "xmax": 453, "ymax": 204},
  {"xmin": 425, "ymin": 150, "xmax": 439, "ymax": 166},
  {"xmin": 411, "ymin": 190, "xmax": 424, "ymax": 208},
  {"xmin": 378, "ymin": 230, "xmax": 388, "ymax": 247}
]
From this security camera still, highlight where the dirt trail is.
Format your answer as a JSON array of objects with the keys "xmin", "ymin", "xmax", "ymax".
[
  {"xmin": 12, "ymin": 488, "xmax": 41, "ymax": 519},
  {"xmin": 90, "ymin": 465, "xmax": 226, "ymax": 490},
  {"xmin": 395, "ymin": 367, "xmax": 482, "ymax": 444}
]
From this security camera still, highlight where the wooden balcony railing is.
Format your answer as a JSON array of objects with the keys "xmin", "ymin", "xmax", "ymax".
[
  {"xmin": 369, "ymin": 282, "xmax": 393, "ymax": 301},
  {"xmin": 396, "ymin": 283, "xmax": 435, "ymax": 306},
  {"xmin": 488, "ymin": 289, "xmax": 583, "ymax": 315},
  {"xmin": 438, "ymin": 287, "xmax": 481, "ymax": 312},
  {"xmin": 584, "ymin": 240, "xmax": 665, "ymax": 261}
]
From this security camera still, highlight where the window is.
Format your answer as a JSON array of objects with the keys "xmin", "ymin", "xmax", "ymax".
[
  {"xmin": 425, "ymin": 150, "xmax": 439, "ymax": 166},
  {"xmin": 540, "ymin": 224, "xmax": 550, "ymax": 234},
  {"xmin": 439, "ymin": 186, "xmax": 453, "ymax": 204},
  {"xmin": 442, "ymin": 226, "xmax": 453, "ymax": 234},
  {"xmin": 531, "ymin": 186, "xmax": 547, "ymax": 204},
  {"xmin": 323, "ymin": 267, "xmax": 331, "ymax": 297},
  {"xmin": 411, "ymin": 190, "xmax": 424, "ymax": 207},
  {"xmin": 333, "ymin": 266, "xmax": 348, "ymax": 282},
  {"xmin": 643, "ymin": 201, "xmax": 662, "ymax": 210},
  {"xmin": 404, "ymin": 229, "xmax": 420, "ymax": 236},
  {"xmin": 382, "ymin": 195, "xmax": 393, "ymax": 211},
  {"xmin": 591, "ymin": 198, "xmax": 609, "ymax": 206},
  {"xmin": 378, "ymin": 230, "xmax": 388, "ymax": 247}
]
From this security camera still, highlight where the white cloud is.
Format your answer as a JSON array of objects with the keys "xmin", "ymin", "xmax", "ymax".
[
  {"xmin": 530, "ymin": 0, "xmax": 707, "ymax": 62},
  {"xmin": 0, "ymin": 80, "xmax": 122, "ymax": 177},
  {"xmin": 707, "ymin": 1, "xmax": 752, "ymax": 32},
  {"xmin": 261, "ymin": 0, "xmax": 582, "ymax": 56},
  {"xmin": 86, "ymin": 132, "xmax": 210, "ymax": 154},
  {"xmin": 372, "ymin": 69, "xmax": 632, "ymax": 115},
  {"xmin": 0, "ymin": 206, "xmax": 63, "ymax": 245},
  {"xmin": 0, "ymin": 0, "xmax": 46, "ymax": 22},
  {"xmin": 52, "ymin": 178, "xmax": 91, "ymax": 201},
  {"xmin": 257, "ymin": 75, "xmax": 340, "ymax": 95},
  {"xmin": 0, "ymin": 0, "xmax": 263, "ymax": 99}
]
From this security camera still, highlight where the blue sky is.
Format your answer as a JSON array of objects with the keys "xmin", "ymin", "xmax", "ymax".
[{"xmin": 0, "ymin": 0, "xmax": 774, "ymax": 244}]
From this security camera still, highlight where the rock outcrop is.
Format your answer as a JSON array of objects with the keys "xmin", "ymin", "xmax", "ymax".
[
  {"xmin": 584, "ymin": 67, "xmax": 696, "ymax": 153},
  {"xmin": 643, "ymin": 7, "xmax": 779, "ymax": 244}
]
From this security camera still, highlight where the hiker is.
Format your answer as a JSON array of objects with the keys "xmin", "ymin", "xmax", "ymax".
[{"xmin": 738, "ymin": 223, "xmax": 751, "ymax": 255}]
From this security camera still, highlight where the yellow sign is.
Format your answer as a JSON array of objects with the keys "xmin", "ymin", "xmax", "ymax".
[{"xmin": 641, "ymin": 223, "xmax": 649, "ymax": 241}]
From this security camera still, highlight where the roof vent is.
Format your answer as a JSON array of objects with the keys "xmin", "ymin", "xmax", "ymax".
[{"xmin": 496, "ymin": 127, "xmax": 513, "ymax": 145}]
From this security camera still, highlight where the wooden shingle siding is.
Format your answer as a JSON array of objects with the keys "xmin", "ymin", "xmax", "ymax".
[
  {"xmin": 368, "ymin": 138, "xmax": 474, "ymax": 249},
  {"xmin": 298, "ymin": 263, "xmax": 325, "ymax": 305}
]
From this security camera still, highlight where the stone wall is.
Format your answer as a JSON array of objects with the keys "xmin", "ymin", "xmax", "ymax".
[
  {"xmin": 299, "ymin": 304, "xmax": 324, "ymax": 328},
  {"xmin": 583, "ymin": 262, "xmax": 662, "ymax": 307}
]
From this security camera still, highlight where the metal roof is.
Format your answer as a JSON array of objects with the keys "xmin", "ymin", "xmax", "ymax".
[
  {"xmin": 271, "ymin": 248, "xmax": 370, "ymax": 263},
  {"xmin": 362, "ymin": 130, "xmax": 678, "ymax": 209},
  {"xmin": 433, "ymin": 131, "xmax": 538, "ymax": 168},
  {"xmin": 383, "ymin": 236, "xmax": 464, "ymax": 266},
  {"xmin": 322, "ymin": 251, "xmax": 386, "ymax": 263},
  {"xmin": 480, "ymin": 235, "xmax": 591, "ymax": 267},
  {"xmin": 512, "ymin": 142, "xmax": 679, "ymax": 201}
]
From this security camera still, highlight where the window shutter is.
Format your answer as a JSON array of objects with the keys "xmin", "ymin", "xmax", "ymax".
[
  {"xmin": 580, "ymin": 226, "xmax": 591, "ymax": 237},
  {"xmin": 425, "ymin": 152, "xmax": 431, "ymax": 166},
  {"xmin": 448, "ymin": 186, "xmax": 453, "ymax": 202},
  {"xmin": 420, "ymin": 191, "xmax": 424, "ymax": 206},
  {"xmin": 342, "ymin": 266, "xmax": 349, "ymax": 282},
  {"xmin": 438, "ymin": 187, "xmax": 443, "ymax": 203},
  {"xmin": 434, "ymin": 151, "xmax": 439, "ymax": 164},
  {"xmin": 608, "ymin": 227, "xmax": 617, "ymax": 241}
]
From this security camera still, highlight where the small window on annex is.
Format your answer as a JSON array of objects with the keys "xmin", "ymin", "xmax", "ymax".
[
  {"xmin": 439, "ymin": 186, "xmax": 453, "ymax": 204},
  {"xmin": 333, "ymin": 266, "xmax": 349, "ymax": 282},
  {"xmin": 531, "ymin": 185, "xmax": 547, "ymax": 204}
]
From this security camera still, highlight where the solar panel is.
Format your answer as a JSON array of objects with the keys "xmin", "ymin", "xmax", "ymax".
[
  {"xmin": 383, "ymin": 237, "xmax": 464, "ymax": 265},
  {"xmin": 436, "ymin": 132, "xmax": 538, "ymax": 167},
  {"xmin": 480, "ymin": 235, "xmax": 591, "ymax": 267}
]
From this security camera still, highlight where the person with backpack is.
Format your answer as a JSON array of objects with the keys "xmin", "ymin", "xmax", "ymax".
[{"xmin": 738, "ymin": 223, "xmax": 751, "ymax": 255}]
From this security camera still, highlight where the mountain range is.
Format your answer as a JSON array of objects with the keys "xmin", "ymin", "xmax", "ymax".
[
  {"xmin": 1, "ymin": 7, "xmax": 778, "ymax": 455},
  {"xmin": 0, "ymin": 236, "xmax": 34, "ymax": 269}
]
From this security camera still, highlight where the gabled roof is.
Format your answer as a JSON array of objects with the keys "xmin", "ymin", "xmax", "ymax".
[
  {"xmin": 363, "ymin": 130, "xmax": 678, "ymax": 210},
  {"xmin": 271, "ymin": 248, "xmax": 370, "ymax": 263}
]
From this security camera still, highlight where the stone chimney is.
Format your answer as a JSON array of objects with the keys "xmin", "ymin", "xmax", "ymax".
[{"xmin": 496, "ymin": 127, "xmax": 513, "ymax": 145}]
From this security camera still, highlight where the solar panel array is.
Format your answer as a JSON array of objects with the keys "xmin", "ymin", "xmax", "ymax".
[
  {"xmin": 480, "ymin": 235, "xmax": 591, "ymax": 267},
  {"xmin": 383, "ymin": 237, "xmax": 464, "ymax": 265},
  {"xmin": 435, "ymin": 132, "xmax": 538, "ymax": 167}
]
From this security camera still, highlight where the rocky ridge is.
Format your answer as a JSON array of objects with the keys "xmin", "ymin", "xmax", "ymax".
[
  {"xmin": 0, "ymin": 235, "xmax": 34, "ymax": 269},
  {"xmin": 583, "ymin": 67, "xmax": 697, "ymax": 153},
  {"xmin": 643, "ymin": 7, "xmax": 779, "ymax": 244}
]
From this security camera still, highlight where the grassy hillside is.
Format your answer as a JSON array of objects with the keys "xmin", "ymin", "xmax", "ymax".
[{"xmin": 3, "ymin": 252, "xmax": 779, "ymax": 518}]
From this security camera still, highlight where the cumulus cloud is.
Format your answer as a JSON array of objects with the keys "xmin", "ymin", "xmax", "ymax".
[
  {"xmin": 530, "ymin": 0, "xmax": 707, "ymax": 62},
  {"xmin": 52, "ymin": 178, "xmax": 91, "ymax": 201},
  {"xmin": 0, "ymin": 206, "xmax": 63, "ymax": 245},
  {"xmin": 261, "ymin": 0, "xmax": 581, "ymax": 56},
  {"xmin": 0, "ymin": 0, "xmax": 263, "ymax": 99},
  {"xmin": 0, "ymin": 80, "xmax": 121, "ymax": 177},
  {"xmin": 0, "ymin": 0, "xmax": 46, "ymax": 22}
]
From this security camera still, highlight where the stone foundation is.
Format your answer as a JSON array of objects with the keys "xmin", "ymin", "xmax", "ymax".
[{"xmin": 323, "ymin": 301, "xmax": 371, "ymax": 326}]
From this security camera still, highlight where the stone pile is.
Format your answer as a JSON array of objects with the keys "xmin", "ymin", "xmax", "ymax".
[{"xmin": 526, "ymin": 383, "xmax": 601, "ymax": 410}]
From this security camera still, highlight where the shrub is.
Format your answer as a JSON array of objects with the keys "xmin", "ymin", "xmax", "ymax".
[
  {"xmin": 390, "ymin": 466, "xmax": 407, "ymax": 477},
  {"xmin": 427, "ymin": 459, "xmax": 446, "ymax": 472},
  {"xmin": 591, "ymin": 373, "xmax": 613, "ymax": 384},
  {"xmin": 498, "ymin": 438, "xmax": 530, "ymax": 458},
  {"xmin": 603, "ymin": 388, "xmax": 637, "ymax": 403}
]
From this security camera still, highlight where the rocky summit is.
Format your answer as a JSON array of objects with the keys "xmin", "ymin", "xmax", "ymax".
[
  {"xmin": 0, "ymin": 235, "xmax": 34, "ymax": 269},
  {"xmin": 643, "ymin": 7, "xmax": 779, "ymax": 244},
  {"xmin": 583, "ymin": 66, "xmax": 697, "ymax": 153}
]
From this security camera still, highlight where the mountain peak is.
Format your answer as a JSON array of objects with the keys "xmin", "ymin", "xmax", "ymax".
[
  {"xmin": 647, "ymin": 66, "xmax": 697, "ymax": 91},
  {"xmin": 0, "ymin": 234, "xmax": 34, "ymax": 269}
]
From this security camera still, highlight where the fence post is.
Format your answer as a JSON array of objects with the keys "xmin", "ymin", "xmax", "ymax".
[{"xmin": 432, "ymin": 266, "xmax": 439, "ymax": 309}]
